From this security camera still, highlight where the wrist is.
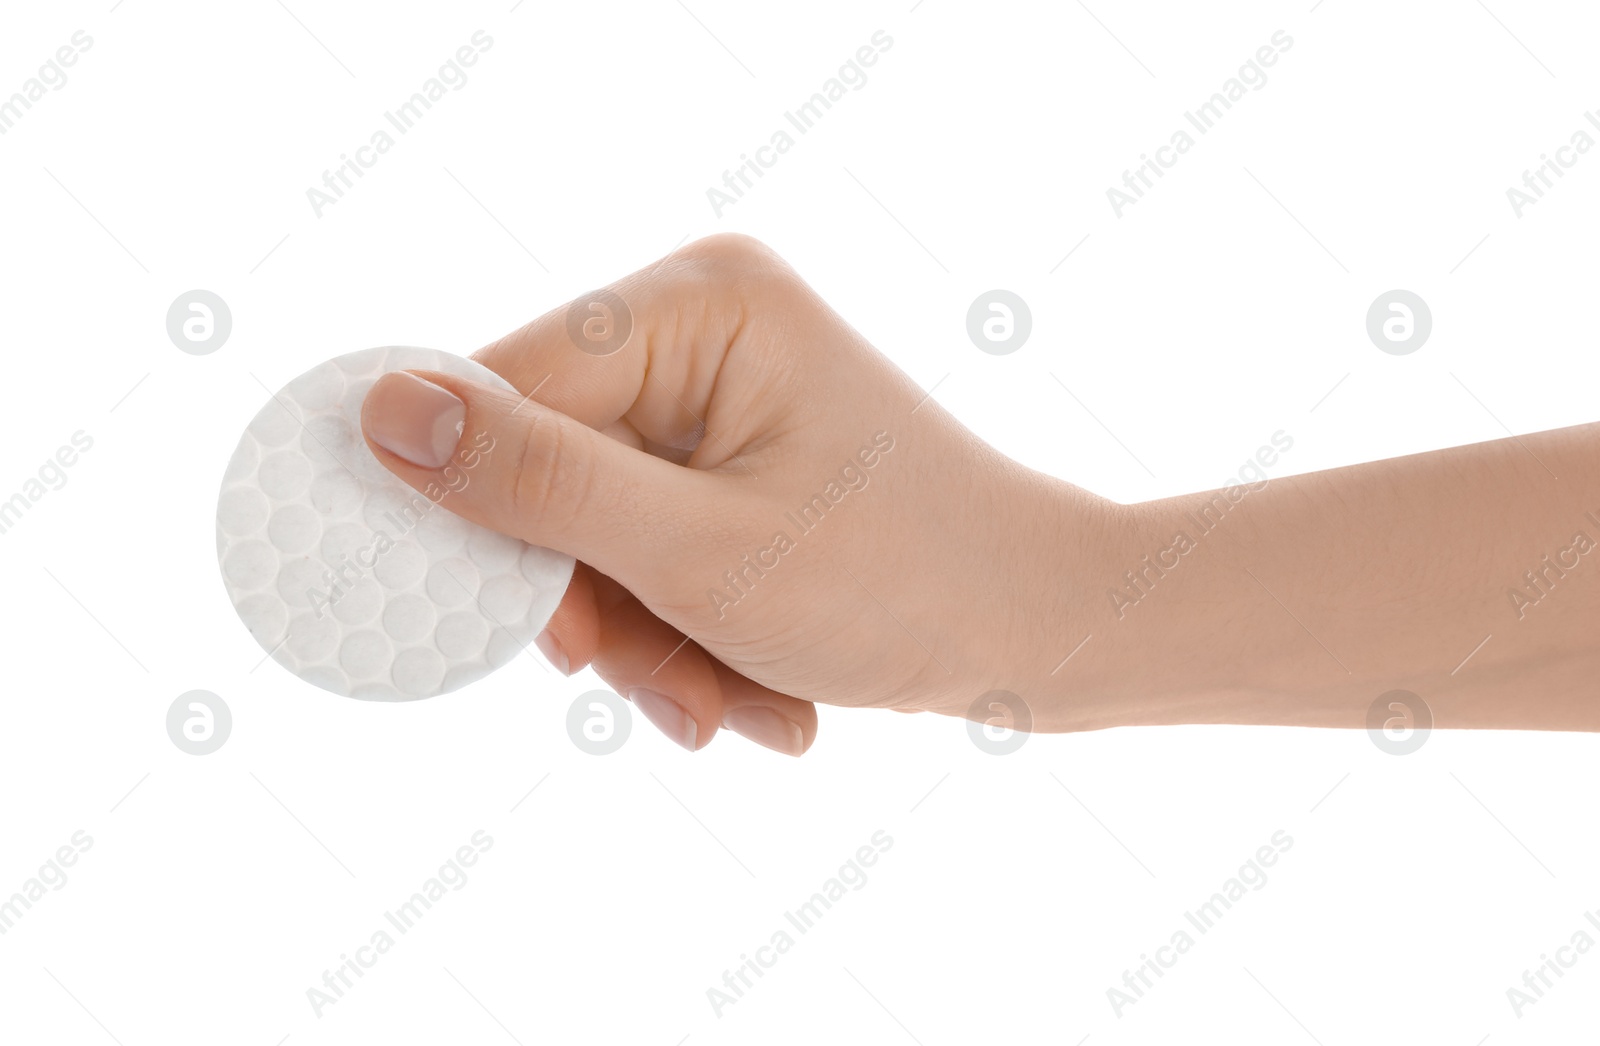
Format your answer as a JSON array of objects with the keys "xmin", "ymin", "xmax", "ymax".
[
  {"xmin": 1018, "ymin": 481, "xmax": 1284, "ymax": 733},
  {"xmin": 985, "ymin": 467, "xmax": 1137, "ymax": 732}
]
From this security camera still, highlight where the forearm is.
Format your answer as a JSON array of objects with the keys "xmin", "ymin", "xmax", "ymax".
[{"xmin": 1046, "ymin": 422, "xmax": 1600, "ymax": 732}]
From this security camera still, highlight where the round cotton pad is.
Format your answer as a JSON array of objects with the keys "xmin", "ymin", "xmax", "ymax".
[{"xmin": 216, "ymin": 346, "xmax": 575, "ymax": 700}]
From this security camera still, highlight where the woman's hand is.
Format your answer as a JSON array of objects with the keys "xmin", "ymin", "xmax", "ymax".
[{"xmin": 360, "ymin": 234, "xmax": 1110, "ymax": 754}]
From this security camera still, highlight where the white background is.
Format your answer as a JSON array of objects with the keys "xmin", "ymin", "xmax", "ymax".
[{"xmin": 2, "ymin": 0, "xmax": 1598, "ymax": 1042}]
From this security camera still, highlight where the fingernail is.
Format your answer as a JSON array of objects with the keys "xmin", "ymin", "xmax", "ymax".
[
  {"xmin": 364, "ymin": 372, "xmax": 465, "ymax": 469},
  {"xmin": 534, "ymin": 630, "xmax": 570, "ymax": 675},
  {"xmin": 629, "ymin": 688, "xmax": 697, "ymax": 751},
  {"xmin": 722, "ymin": 706, "xmax": 804, "ymax": 756}
]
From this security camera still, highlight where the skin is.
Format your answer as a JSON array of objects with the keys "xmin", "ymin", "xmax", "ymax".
[{"xmin": 360, "ymin": 233, "xmax": 1600, "ymax": 754}]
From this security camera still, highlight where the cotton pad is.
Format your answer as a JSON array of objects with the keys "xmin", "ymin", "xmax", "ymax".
[{"xmin": 216, "ymin": 346, "xmax": 574, "ymax": 700}]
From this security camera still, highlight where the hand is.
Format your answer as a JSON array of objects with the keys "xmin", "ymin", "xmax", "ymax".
[{"xmin": 360, "ymin": 235, "xmax": 1107, "ymax": 754}]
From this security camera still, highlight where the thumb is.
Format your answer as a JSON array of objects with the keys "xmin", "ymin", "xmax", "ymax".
[{"xmin": 360, "ymin": 369, "xmax": 722, "ymax": 586}]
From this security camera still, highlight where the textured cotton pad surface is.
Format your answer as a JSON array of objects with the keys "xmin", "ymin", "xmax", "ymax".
[{"xmin": 216, "ymin": 347, "xmax": 574, "ymax": 700}]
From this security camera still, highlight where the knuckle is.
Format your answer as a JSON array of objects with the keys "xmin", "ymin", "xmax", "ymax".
[
  {"xmin": 660, "ymin": 236, "xmax": 799, "ymax": 347},
  {"xmin": 674, "ymin": 233, "xmax": 792, "ymax": 288},
  {"xmin": 505, "ymin": 412, "xmax": 587, "ymax": 538}
]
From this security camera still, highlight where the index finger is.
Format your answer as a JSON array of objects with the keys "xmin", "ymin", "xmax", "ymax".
[{"xmin": 470, "ymin": 232, "xmax": 795, "ymax": 457}]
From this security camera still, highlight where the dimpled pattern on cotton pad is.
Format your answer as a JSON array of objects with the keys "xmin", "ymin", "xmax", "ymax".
[{"xmin": 216, "ymin": 346, "xmax": 574, "ymax": 700}]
